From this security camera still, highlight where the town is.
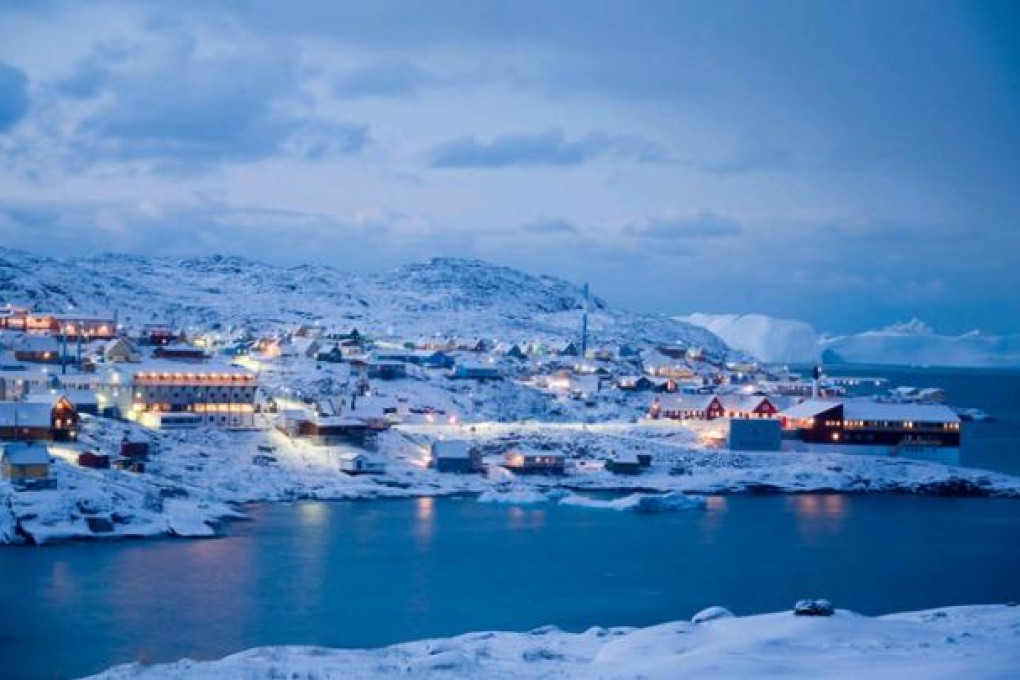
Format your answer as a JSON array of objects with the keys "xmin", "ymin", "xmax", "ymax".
[{"xmin": 0, "ymin": 287, "xmax": 988, "ymax": 546}]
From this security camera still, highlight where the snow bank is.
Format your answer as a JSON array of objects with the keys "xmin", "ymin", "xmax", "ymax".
[
  {"xmin": 557, "ymin": 492, "xmax": 707, "ymax": 512},
  {"xmin": 87, "ymin": 604, "xmax": 1020, "ymax": 679},
  {"xmin": 476, "ymin": 489, "xmax": 551, "ymax": 504}
]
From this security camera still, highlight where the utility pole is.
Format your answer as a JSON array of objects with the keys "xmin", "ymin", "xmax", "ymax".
[{"xmin": 580, "ymin": 283, "xmax": 590, "ymax": 359}]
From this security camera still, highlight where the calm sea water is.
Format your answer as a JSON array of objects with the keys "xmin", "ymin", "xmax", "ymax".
[
  {"xmin": 1, "ymin": 366, "xmax": 1019, "ymax": 679},
  {"xmin": 2, "ymin": 495, "xmax": 1020, "ymax": 678}
]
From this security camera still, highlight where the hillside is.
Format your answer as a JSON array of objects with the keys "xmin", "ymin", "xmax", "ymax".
[{"xmin": 0, "ymin": 248, "xmax": 725, "ymax": 351}]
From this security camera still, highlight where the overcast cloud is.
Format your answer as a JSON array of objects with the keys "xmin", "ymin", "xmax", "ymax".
[{"xmin": 0, "ymin": 0, "xmax": 1018, "ymax": 333}]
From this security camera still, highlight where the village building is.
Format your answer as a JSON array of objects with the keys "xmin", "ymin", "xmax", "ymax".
[
  {"xmin": 652, "ymin": 394, "xmax": 726, "ymax": 420},
  {"xmin": 152, "ymin": 342, "xmax": 209, "ymax": 361},
  {"xmin": 719, "ymin": 395, "xmax": 780, "ymax": 419},
  {"xmin": 121, "ymin": 433, "xmax": 151, "ymax": 458},
  {"xmin": 0, "ymin": 311, "xmax": 117, "ymax": 339},
  {"xmin": 1, "ymin": 441, "xmax": 52, "ymax": 486},
  {"xmin": 139, "ymin": 324, "xmax": 175, "ymax": 346},
  {"xmin": 338, "ymin": 452, "xmax": 386, "ymax": 475},
  {"xmin": 605, "ymin": 451, "xmax": 651, "ymax": 475},
  {"xmin": 97, "ymin": 361, "xmax": 258, "ymax": 429},
  {"xmin": 449, "ymin": 363, "xmax": 501, "ymax": 380},
  {"xmin": 276, "ymin": 410, "xmax": 373, "ymax": 445},
  {"xmin": 0, "ymin": 396, "xmax": 79, "ymax": 441},
  {"xmin": 13, "ymin": 335, "xmax": 67, "ymax": 364},
  {"xmin": 103, "ymin": 337, "xmax": 140, "ymax": 363},
  {"xmin": 780, "ymin": 399, "xmax": 962, "ymax": 464},
  {"xmin": 26, "ymin": 389, "xmax": 98, "ymax": 417},
  {"xmin": 501, "ymin": 449, "xmax": 566, "ymax": 475},
  {"xmin": 428, "ymin": 440, "xmax": 482, "ymax": 473},
  {"xmin": 362, "ymin": 359, "xmax": 408, "ymax": 381}
]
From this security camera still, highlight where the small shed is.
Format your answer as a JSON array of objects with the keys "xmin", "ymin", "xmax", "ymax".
[
  {"xmin": 78, "ymin": 451, "xmax": 111, "ymax": 469},
  {"xmin": 1, "ymin": 442, "xmax": 51, "ymax": 482},
  {"xmin": 429, "ymin": 440, "xmax": 480, "ymax": 473},
  {"xmin": 338, "ymin": 452, "xmax": 386, "ymax": 475},
  {"xmin": 120, "ymin": 433, "xmax": 151, "ymax": 458},
  {"xmin": 605, "ymin": 451, "xmax": 647, "ymax": 475}
]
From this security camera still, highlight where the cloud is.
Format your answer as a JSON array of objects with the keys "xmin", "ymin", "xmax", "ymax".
[
  {"xmin": 0, "ymin": 62, "xmax": 29, "ymax": 133},
  {"xmin": 40, "ymin": 30, "xmax": 371, "ymax": 172},
  {"xmin": 334, "ymin": 61, "xmax": 428, "ymax": 99},
  {"xmin": 702, "ymin": 142, "xmax": 796, "ymax": 174},
  {"xmin": 520, "ymin": 217, "xmax": 578, "ymax": 235},
  {"xmin": 428, "ymin": 130, "xmax": 662, "ymax": 168},
  {"xmin": 625, "ymin": 213, "xmax": 744, "ymax": 240}
]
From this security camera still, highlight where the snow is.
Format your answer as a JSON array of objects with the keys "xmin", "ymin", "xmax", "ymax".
[
  {"xmin": 3, "ymin": 415, "xmax": 1018, "ymax": 545},
  {"xmin": 86, "ymin": 604, "xmax": 1020, "ymax": 679},
  {"xmin": 681, "ymin": 313, "xmax": 821, "ymax": 364},
  {"xmin": 476, "ymin": 489, "xmax": 551, "ymax": 504},
  {"xmin": 822, "ymin": 320, "xmax": 1020, "ymax": 368},
  {"xmin": 0, "ymin": 249, "xmax": 726, "ymax": 354},
  {"xmin": 557, "ymin": 492, "xmax": 707, "ymax": 512}
]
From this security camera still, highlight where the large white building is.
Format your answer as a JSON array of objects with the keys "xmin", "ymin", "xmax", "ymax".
[{"xmin": 97, "ymin": 360, "xmax": 258, "ymax": 429}]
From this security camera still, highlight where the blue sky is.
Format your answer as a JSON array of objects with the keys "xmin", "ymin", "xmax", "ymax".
[{"xmin": 0, "ymin": 0, "xmax": 1018, "ymax": 334}]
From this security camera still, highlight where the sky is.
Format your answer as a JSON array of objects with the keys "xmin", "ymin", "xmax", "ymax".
[{"xmin": 0, "ymin": 0, "xmax": 1018, "ymax": 334}]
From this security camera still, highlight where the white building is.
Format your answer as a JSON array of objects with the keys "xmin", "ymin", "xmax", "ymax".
[{"xmin": 97, "ymin": 360, "xmax": 258, "ymax": 429}]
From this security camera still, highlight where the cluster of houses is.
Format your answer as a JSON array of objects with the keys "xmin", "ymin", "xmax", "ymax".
[{"xmin": 0, "ymin": 301, "xmax": 969, "ymax": 487}]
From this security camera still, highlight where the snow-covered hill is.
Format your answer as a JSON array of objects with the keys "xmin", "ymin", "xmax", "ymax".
[
  {"xmin": 682, "ymin": 312, "xmax": 1020, "ymax": 368},
  {"xmin": 0, "ymin": 248, "xmax": 724, "ymax": 351}
]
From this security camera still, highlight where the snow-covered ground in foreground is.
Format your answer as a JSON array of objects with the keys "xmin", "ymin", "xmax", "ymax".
[
  {"xmin": 87, "ymin": 604, "xmax": 1020, "ymax": 679},
  {"xmin": 682, "ymin": 313, "xmax": 1020, "ymax": 367}
]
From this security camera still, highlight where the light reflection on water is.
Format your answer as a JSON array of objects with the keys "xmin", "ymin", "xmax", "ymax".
[
  {"xmin": 5, "ymin": 494, "xmax": 1020, "ymax": 680},
  {"xmin": 788, "ymin": 493, "xmax": 848, "ymax": 539},
  {"xmin": 508, "ymin": 505, "xmax": 546, "ymax": 531}
]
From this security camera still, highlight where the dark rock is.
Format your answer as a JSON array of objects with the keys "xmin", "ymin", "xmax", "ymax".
[{"xmin": 794, "ymin": 599, "xmax": 834, "ymax": 617}]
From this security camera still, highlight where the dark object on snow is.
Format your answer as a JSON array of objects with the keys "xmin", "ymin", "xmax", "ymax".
[
  {"xmin": 78, "ymin": 451, "xmax": 110, "ymax": 469},
  {"xmin": 120, "ymin": 435, "xmax": 150, "ymax": 459},
  {"xmin": 794, "ymin": 599, "xmax": 834, "ymax": 617}
]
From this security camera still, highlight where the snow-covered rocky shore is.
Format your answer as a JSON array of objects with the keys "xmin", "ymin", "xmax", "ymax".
[
  {"xmin": 3, "ymin": 417, "xmax": 1020, "ymax": 545},
  {"xmin": 86, "ymin": 603, "xmax": 1020, "ymax": 679}
]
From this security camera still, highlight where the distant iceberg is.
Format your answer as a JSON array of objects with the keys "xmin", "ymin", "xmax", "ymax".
[{"xmin": 683, "ymin": 313, "xmax": 1020, "ymax": 368}]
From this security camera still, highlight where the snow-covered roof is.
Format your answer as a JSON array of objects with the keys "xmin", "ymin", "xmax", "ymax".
[
  {"xmin": 844, "ymin": 401, "xmax": 960, "ymax": 424},
  {"xmin": 105, "ymin": 360, "xmax": 254, "ymax": 379},
  {"xmin": 432, "ymin": 440, "xmax": 471, "ymax": 459},
  {"xmin": 780, "ymin": 400, "xmax": 841, "ymax": 419},
  {"xmin": 1, "ymin": 442, "xmax": 50, "ymax": 465},
  {"xmin": 0, "ymin": 402, "xmax": 53, "ymax": 427},
  {"xmin": 660, "ymin": 394, "xmax": 720, "ymax": 410},
  {"xmin": 15, "ymin": 335, "xmax": 61, "ymax": 352}
]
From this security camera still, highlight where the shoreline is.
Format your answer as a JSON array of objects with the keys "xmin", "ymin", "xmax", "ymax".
[{"xmin": 4, "ymin": 417, "xmax": 1020, "ymax": 546}]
